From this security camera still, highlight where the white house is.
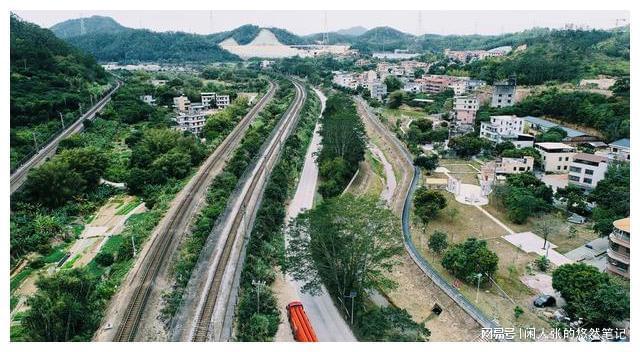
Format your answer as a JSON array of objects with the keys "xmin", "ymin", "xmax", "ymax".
[
  {"xmin": 608, "ymin": 138, "xmax": 630, "ymax": 162},
  {"xmin": 216, "ymin": 95, "xmax": 231, "ymax": 108},
  {"xmin": 568, "ymin": 153, "xmax": 609, "ymax": 189},
  {"xmin": 535, "ymin": 142, "xmax": 576, "ymax": 173},
  {"xmin": 139, "ymin": 95, "xmax": 156, "ymax": 106},
  {"xmin": 173, "ymin": 95, "xmax": 191, "ymax": 112},
  {"xmin": 201, "ymin": 92, "xmax": 216, "ymax": 107},
  {"xmin": 495, "ymin": 156, "xmax": 534, "ymax": 176},
  {"xmin": 480, "ymin": 115, "xmax": 524, "ymax": 142},
  {"xmin": 369, "ymin": 81, "xmax": 387, "ymax": 100},
  {"xmin": 174, "ymin": 103, "xmax": 209, "ymax": 135}
]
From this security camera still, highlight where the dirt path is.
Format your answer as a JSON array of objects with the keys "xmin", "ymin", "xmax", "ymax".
[{"xmin": 11, "ymin": 196, "xmax": 146, "ymax": 318}]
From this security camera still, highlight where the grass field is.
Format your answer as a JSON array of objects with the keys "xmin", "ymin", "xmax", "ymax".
[
  {"xmin": 411, "ymin": 190, "xmax": 553, "ymax": 335},
  {"xmin": 482, "ymin": 196, "xmax": 599, "ymax": 254}
]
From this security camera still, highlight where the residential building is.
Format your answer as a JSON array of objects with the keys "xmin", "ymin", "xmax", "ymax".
[
  {"xmin": 453, "ymin": 96, "xmax": 479, "ymax": 125},
  {"xmin": 466, "ymin": 79, "xmax": 486, "ymax": 92},
  {"xmin": 416, "ymin": 74, "xmax": 460, "ymax": 93},
  {"xmin": 175, "ymin": 104, "xmax": 208, "ymax": 134},
  {"xmin": 173, "ymin": 95, "xmax": 191, "ymax": 112},
  {"xmin": 151, "ymin": 79, "xmax": 168, "ymax": 87},
  {"xmin": 139, "ymin": 95, "xmax": 156, "ymax": 106},
  {"xmin": 260, "ymin": 60, "xmax": 274, "ymax": 69},
  {"xmin": 568, "ymin": 153, "xmax": 608, "ymax": 189},
  {"xmin": 201, "ymin": 92, "xmax": 216, "ymax": 107},
  {"xmin": 491, "ymin": 77, "xmax": 516, "ymax": 108},
  {"xmin": 495, "ymin": 156, "xmax": 534, "ymax": 175},
  {"xmin": 607, "ymin": 217, "xmax": 630, "ymax": 279},
  {"xmin": 216, "ymin": 95, "xmax": 231, "ymax": 108},
  {"xmin": 369, "ymin": 81, "xmax": 387, "ymax": 100},
  {"xmin": 535, "ymin": 142, "xmax": 576, "ymax": 173},
  {"xmin": 480, "ymin": 115, "xmax": 524, "ymax": 142},
  {"xmin": 608, "ymin": 138, "xmax": 630, "ymax": 162},
  {"xmin": 402, "ymin": 82, "xmax": 422, "ymax": 93}
]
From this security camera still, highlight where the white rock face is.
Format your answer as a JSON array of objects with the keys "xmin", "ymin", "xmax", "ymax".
[{"xmin": 219, "ymin": 29, "xmax": 305, "ymax": 59}]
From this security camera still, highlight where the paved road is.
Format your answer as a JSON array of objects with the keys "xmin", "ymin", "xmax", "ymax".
[
  {"xmin": 281, "ymin": 87, "xmax": 357, "ymax": 342},
  {"xmin": 10, "ymin": 80, "xmax": 122, "ymax": 194}
]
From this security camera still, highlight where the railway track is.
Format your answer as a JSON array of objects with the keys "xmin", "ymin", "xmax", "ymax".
[
  {"xmin": 187, "ymin": 79, "xmax": 306, "ymax": 342},
  {"xmin": 112, "ymin": 81, "xmax": 277, "ymax": 342},
  {"xmin": 10, "ymin": 80, "xmax": 122, "ymax": 194}
]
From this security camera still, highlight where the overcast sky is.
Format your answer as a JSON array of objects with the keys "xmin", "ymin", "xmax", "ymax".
[{"xmin": 14, "ymin": 10, "xmax": 630, "ymax": 36}]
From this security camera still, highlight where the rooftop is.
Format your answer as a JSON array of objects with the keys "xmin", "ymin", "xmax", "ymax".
[
  {"xmin": 610, "ymin": 138, "xmax": 630, "ymax": 149},
  {"xmin": 573, "ymin": 152, "xmax": 608, "ymax": 164},
  {"xmin": 523, "ymin": 116, "xmax": 590, "ymax": 138},
  {"xmin": 535, "ymin": 142, "xmax": 574, "ymax": 150},
  {"xmin": 613, "ymin": 217, "xmax": 630, "ymax": 233}
]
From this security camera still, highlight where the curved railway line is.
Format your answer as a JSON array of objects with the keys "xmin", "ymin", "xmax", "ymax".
[
  {"xmin": 355, "ymin": 97, "xmax": 500, "ymax": 333},
  {"xmin": 112, "ymin": 80, "xmax": 277, "ymax": 342},
  {"xmin": 186, "ymin": 79, "xmax": 306, "ymax": 342}
]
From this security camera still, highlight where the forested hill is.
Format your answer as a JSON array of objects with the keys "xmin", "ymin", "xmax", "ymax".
[
  {"xmin": 10, "ymin": 15, "xmax": 111, "ymax": 167},
  {"xmin": 429, "ymin": 27, "xmax": 630, "ymax": 85},
  {"xmin": 50, "ymin": 15, "xmax": 128, "ymax": 39},
  {"xmin": 66, "ymin": 29, "xmax": 241, "ymax": 63}
]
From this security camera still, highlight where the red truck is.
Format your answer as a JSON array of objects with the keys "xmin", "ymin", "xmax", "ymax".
[{"xmin": 286, "ymin": 301, "xmax": 318, "ymax": 342}]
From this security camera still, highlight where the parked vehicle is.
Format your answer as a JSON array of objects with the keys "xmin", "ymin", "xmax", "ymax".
[
  {"xmin": 286, "ymin": 301, "xmax": 318, "ymax": 342},
  {"xmin": 533, "ymin": 294, "xmax": 556, "ymax": 308}
]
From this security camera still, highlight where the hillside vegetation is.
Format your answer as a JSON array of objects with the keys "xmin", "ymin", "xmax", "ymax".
[{"xmin": 10, "ymin": 15, "xmax": 111, "ymax": 168}]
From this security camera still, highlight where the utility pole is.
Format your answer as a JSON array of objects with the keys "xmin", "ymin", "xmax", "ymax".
[
  {"xmin": 59, "ymin": 112, "xmax": 65, "ymax": 129},
  {"xmin": 32, "ymin": 131, "xmax": 38, "ymax": 150},
  {"xmin": 475, "ymin": 273, "xmax": 482, "ymax": 303},
  {"xmin": 344, "ymin": 290, "xmax": 357, "ymax": 326},
  {"xmin": 252, "ymin": 279, "xmax": 266, "ymax": 314},
  {"xmin": 132, "ymin": 235, "xmax": 137, "ymax": 257}
]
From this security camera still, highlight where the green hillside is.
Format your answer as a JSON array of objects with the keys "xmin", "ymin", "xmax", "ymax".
[
  {"xmin": 50, "ymin": 15, "xmax": 128, "ymax": 39},
  {"xmin": 10, "ymin": 15, "xmax": 112, "ymax": 169}
]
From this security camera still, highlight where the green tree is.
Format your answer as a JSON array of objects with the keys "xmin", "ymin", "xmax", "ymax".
[
  {"xmin": 413, "ymin": 187, "xmax": 447, "ymax": 224},
  {"xmin": 589, "ymin": 162, "xmax": 630, "ymax": 236},
  {"xmin": 441, "ymin": 238, "xmax": 498, "ymax": 285},
  {"xmin": 414, "ymin": 154, "xmax": 439, "ymax": 172},
  {"xmin": 357, "ymin": 306, "xmax": 430, "ymax": 341},
  {"xmin": 22, "ymin": 269, "xmax": 101, "ymax": 341},
  {"xmin": 387, "ymin": 91, "xmax": 404, "ymax": 109},
  {"xmin": 448, "ymin": 134, "xmax": 487, "ymax": 158},
  {"xmin": 384, "ymin": 75, "xmax": 403, "ymax": 92},
  {"xmin": 428, "ymin": 230, "xmax": 449, "ymax": 254},
  {"xmin": 286, "ymin": 195, "xmax": 403, "ymax": 319},
  {"xmin": 23, "ymin": 159, "xmax": 85, "ymax": 208},
  {"xmin": 552, "ymin": 263, "xmax": 629, "ymax": 326}
]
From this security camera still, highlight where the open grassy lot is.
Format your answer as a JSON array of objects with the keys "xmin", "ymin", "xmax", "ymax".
[
  {"xmin": 482, "ymin": 195, "xmax": 599, "ymax": 254},
  {"xmin": 411, "ymin": 190, "xmax": 553, "ymax": 336}
]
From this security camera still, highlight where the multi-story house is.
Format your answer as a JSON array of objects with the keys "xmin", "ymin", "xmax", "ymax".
[
  {"xmin": 535, "ymin": 142, "xmax": 576, "ymax": 173},
  {"xmin": 568, "ymin": 153, "xmax": 608, "ymax": 189},
  {"xmin": 453, "ymin": 96, "xmax": 479, "ymax": 125},
  {"xmin": 480, "ymin": 115, "xmax": 524, "ymax": 141},
  {"xmin": 139, "ymin": 95, "xmax": 156, "ymax": 106},
  {"xmin": 495, "ymin": 156, "xmax": 534, "ymax": 176},
  {"xmin": 607, "ymin": 217, "xmax": 630, "ymax": 279},
  {"xmin": 175, "ymin": 103, "xmax": 208, "ymax": 135},
  {"xmin": 608, "ymin": 138, "xmax": 630, "ymax": 162},
  {"xmin": 201, "ymin": 92, "xmax": 216, "ymax": 107},
  {"xmin": 491, "ymin": 77, "xmax": 516, "ymax": 108},
  {"xmin": 216, "ymin": 95, "xmax": 230, "ymax": 108},
  {"xmin": 173, "ymin": 95, "xmax": 191, "ymax": 112},
  {"xmin": 369, "ymin": 81, "xmax": 387, "ymax": 100}
]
